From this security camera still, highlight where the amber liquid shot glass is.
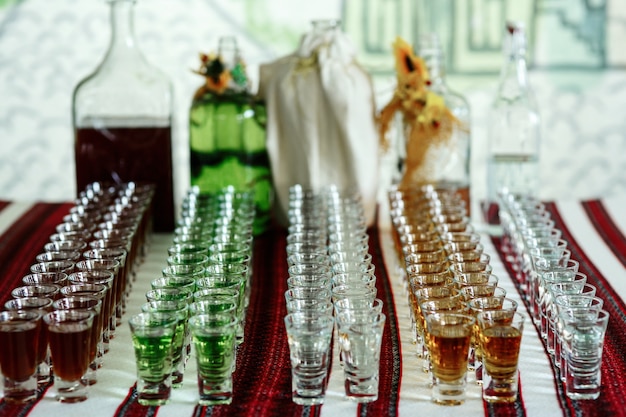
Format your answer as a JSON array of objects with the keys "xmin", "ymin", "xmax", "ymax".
[{"xmin": 0, "ymin": 311, "xmax": 43, "ymax": 404}]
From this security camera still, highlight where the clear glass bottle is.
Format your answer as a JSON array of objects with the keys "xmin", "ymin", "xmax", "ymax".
[
  {"xmin": 415, "ymin": 33, "xmax": 472, "ymax": 211},
  {"xmin": 189, "ymin": 37, "xmax": 272, "ymax": 235},
  {"xmin": 485, "ymin": 21, "xmax": 541, "ymax": 225},
  {"xmin": 72, "ymin": 0, "xmax": 174, "ymax": 233}
]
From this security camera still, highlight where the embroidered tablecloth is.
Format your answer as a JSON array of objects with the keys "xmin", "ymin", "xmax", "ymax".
[{"xmin": 0, "ymin": 197, "xmax": 625, "ymax": 417}]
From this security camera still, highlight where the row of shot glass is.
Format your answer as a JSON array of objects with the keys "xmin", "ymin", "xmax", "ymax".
[
  {"xmin": 389, "ymin": 184, "xmax": 525, "ymax": 405},
  {"xmin": 284, "ymin": 185, "xmax": 385, "ymax": 405},
  {"xmin": 128, "ymin": 186, "xmax": 255, "ymax": 406},
  {"xmin": 497, "ymin": 190, "xmax": 609, "ymax": 400},
  {"xmin": 0, "ymin": 182, "xmax": 153, "ymax": 404}
]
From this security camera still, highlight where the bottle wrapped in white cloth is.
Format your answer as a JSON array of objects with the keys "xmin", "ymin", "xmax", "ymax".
[{"xmin": 258, "ymin": 20, "xmax": 380, "ymax": 227}]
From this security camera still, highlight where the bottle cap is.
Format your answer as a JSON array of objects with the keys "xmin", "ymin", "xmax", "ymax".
[{"xmin": 504, "ymin": 21, "xmax": 527, "ymax": 57}]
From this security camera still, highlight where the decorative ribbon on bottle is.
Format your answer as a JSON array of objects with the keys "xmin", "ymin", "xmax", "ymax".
[
  {"xmin": 192, "ymin": 52, "xmax": 248, "ymax": 98},
  {"xmin": 378, "ymin": 37, "xmax": 464, "ymax": 187}
]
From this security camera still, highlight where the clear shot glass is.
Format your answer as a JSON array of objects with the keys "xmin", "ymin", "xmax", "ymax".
[{"xmin": 284, "ymin": 313, "xmax": 333, "ymax": 405}]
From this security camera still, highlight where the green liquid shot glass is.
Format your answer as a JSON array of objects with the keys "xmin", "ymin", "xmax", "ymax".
[
  {"xmin": 128, "ymin": 312, "xmax": 178, "ymax": 406},
  {"xmin": 141, "ymin": 301, "xmax": 190, "ymax": 389},
  {"xmin": 189, "ymin": 313, "xmax": 238, "ymax": 405}
]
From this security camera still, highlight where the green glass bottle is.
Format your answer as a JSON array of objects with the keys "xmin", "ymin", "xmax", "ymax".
[{"xmin": 189, "ymin": 37, "xmax": 272, "ymax": 235}]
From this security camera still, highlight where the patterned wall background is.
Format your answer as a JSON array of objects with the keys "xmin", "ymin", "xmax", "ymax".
[{"xmin": 1, "ymin": 0, "xmax": 625, "ymax": 217}]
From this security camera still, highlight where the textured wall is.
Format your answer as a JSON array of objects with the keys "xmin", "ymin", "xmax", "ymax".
[{"xmin": 1, "ymin": 0, "xmax": 624, "ymax": 214}]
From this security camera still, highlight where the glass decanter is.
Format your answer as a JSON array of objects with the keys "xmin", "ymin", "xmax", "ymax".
[{"xmin": 72, "ymin": 0, "xmax": 175, "ymax": 232}]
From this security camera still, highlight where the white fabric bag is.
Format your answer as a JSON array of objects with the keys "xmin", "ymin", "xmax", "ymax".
[{"xmin": 259, "ymin": 23, "xmax": 380, "ymax": 226}]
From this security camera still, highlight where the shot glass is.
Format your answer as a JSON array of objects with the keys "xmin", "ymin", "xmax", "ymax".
[
  {"xmin": 329, "ymin": 252, "xmax": 372, "ymax": 268},
  {"xmin": 411, "ymin": 280, "xmax": 461, "ymax": 356},
  {"xmin": 22, "ymin": 272, "xmax": 68, "ymax": 287},
  {"xmin": 469, "ymin": 296, "xmax": 518, "ymax": 314},
  {"xmin": 35, "ymin": 250, "xmax": 81, "ymax": 263},
  {"xmin": 0, "ymin": 310, "xmax": 42, "ymax": 404},
  {"xmin": 12, "ymin": 284, "xmax": 61, "ymax": 301},
  {"xmin": 440, "ymin": 232, "xmax": 482, "ymax": 255},
  {"xmin": 30, "ymin": 260, "xmax": 75, "ymax": 275},
  {"xmin": 4, "ymin": 297, "xmax": 53, "ymax": 385},
  {"xmin": 209, "ymin": 241, "xmax": 252, "ymax": 260},
  {"xmin": 404, "ymin": 248, "xmax": 448, "ymax": 265},
  {"xmin": 167, "ymin": 253, "xmax": 210, "ymax": 269},
  {"xmin": 284, "ymin": 313, "xmax": 334, "ymax": 405},
  {"xmin": 189, "ymin": 298, "xmax": 238, "ymax": 316},
  {"xmin": 44, "ymin": 239, "xmax": 88, "ymax": 254},
  {"xmin": 543, "ymin": 275, "xmax": 591, "ymax": 356},
  {"xmin": 447, "ymin": 251, "xmax": 489, "ymax": 265},
  {"xmin": 332, "ymin": 272, "xmax": 376, "ymax": 289},
  {"xmin": 406, "ymin": 262, "xmax": 449, "ymax": 278},
  {"xmin": 128, "ymin": 312, "xmax": 178, "ymax": 406},
  {"xmin": 554, "ymin": 294, "xmax": 605, "ymax": 374},
  {"xmin": 467, "ymin": 296, "xmax": 517, "ymax": 378},
  {"xmin": 194, "ymin": 287, "xmax": 241, "ymax": 303},
  {"xmin": 287, "ymin": 252, "xmax": 329, "ymax": 267},
  {"xmin": 425, "ymin": 313, "xmax": 475, "ymax": 405},
  {"xmin": 67, "ymin": 271, "xmax": 115, "ymax": 353},
  {"xmin": 450, "ymin": 261, "xmax": 493, "ymax": 277},
  {"xmin": 44, "ymin": 310, "xmax": 95, "ymax": 403},
  {"xmin": 452, "ymin": 272, "xmax": 499, "ymax": 289},
  {"xmin": 289, "ymin": 263, "xmax": 332, "ymax": 278},
  {"xmin": 205, "ymin": 262, "xmax": 250, "ymax": 290},
  {"xmin": 188, "ymin": 313, "xmax": 239, "ymax": 405},
  {"xmin": 287, "ymin": 230, "xmax": 327, "ymax": 247},
  {"xmin": 162, "ymin": 264, "xmax": 205, "ymax": 280},
  {"xmin": 50, "ymin": 230, "xmax": 92, "ymax": 244},
  {"xmin": 75, "ymin": 258, "xmax": 122, "ymax": 333},
  {"xmin": 460, "ymin": 285, "xmax": 506, "ymax": 301},
  {"xmin": 167, "ymin": 242, "xmax": 209, "ymax": 257},
  {"xmin": 83, "ymin": 247, "xmax": 129, "ymax": 319},
  {"xmin": 331, "ymin": 284, "xmax": 376, "ymax": 304},
  {"xmin": 285, "ymin": 287, "xmax": 332, "ymax": 304},
  {"xmin": 330, "ymin": 261, "xmax": 375, "ymax": 277},
  {"xmin": 196, "ymin": 276, "xmax": 246, "ymax": 342},
  {"xmin": 151, "ymin": 276, "xmax": 196, "ymax": 296},
  {"xmin": 333, "ymin": 297, "xmax": 383, "ymax": 368},
  {"xmin": 52, "ymin": 296, "xmax": 103, "ymax": 385},
  {"xmin": 477, "ymin": 311, "xmax": 525, "ymax": 403},
  {"xmin": 400, "ymin": 234, "xmax": 441, "ymax": 251},
  {"xmin": 146, "ymin": 288, "xmax": 193, "ymax": 305},
  {"xmin": 407, "ymin": 271, "xmax": 450, "ymax": 290},
  {"xmin": 560, "ymin": 309, "xmax": 610, "ymax": 400},
  {"xmin": 141, "ymin": 301, "xmax": 190, "ymax": 388},
  {"xmin": 285, "ymin": 298, "xmax": 334, "ymax": 316},
  {"xmin": 532, "ymin": 259, "xmax": 579, "ymax": 322},
  {"xmin": 538, "ymin": 270, "xmax": 586, "ymax": 339},
  {"xmin": 287, "ymin": 274, "xmax": 332, "ymax": 291},
  {"xmin": 333, "ymin": 298, "xmax": 384, "ymax": 320},
  {"xmin": 336, "ymin": 311, "xmax": 386, "ymax": 402}
]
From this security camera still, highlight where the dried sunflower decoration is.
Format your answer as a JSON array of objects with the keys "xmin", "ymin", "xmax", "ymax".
[
  {"xmin": 193, "ymin": 51, "xmax": 248, "ymax": 99},
  {"xmin": 378, "ymin": 37, "xmax": 462, "ymax": 187}
]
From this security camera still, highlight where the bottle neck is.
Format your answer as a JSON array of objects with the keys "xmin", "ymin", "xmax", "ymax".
[
  {"xmin": 501, "ymin": 56, "xmax": 528, "ymax": 88},
  {"xmin": 499, "ymin": 28, "xmax": 530, "ymax": 90},
  {"xmin": 104, "ymin": 0, "xmax": 141, "ymax": 63},
  {"xmin": 218, "ymin": 37, "xmax": 238, "ymax": 71},
  {"xmin": 418, "ymin": 34, "xmax": 447, "ymax": 91},
  {"xmin": 218, "ymin": 36, "xmax": 247, "ymax": 94},
  {"xmin": 423, "ymin": 52, "xmax": 446, "ymax": 90}
]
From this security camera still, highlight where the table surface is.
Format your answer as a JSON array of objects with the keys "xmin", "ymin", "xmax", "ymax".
[{"xmin": 0, "ymin": 197, "xmax": 625, "ymax": 417}]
